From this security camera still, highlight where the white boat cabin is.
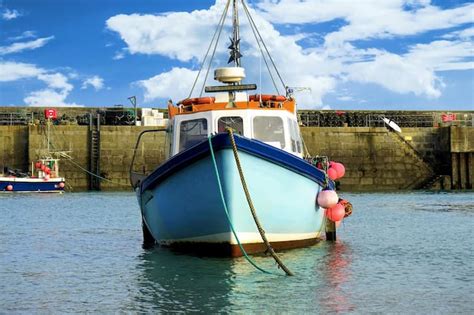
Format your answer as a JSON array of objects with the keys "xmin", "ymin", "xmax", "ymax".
[{"xmin": 170, "ymin": 109, "xmax": 304, "ymax": 158}]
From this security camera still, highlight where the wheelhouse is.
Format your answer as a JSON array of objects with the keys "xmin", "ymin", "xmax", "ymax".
[{"xmin": 170, "ymin": 108, "xmax": 304, "ymax": 158}]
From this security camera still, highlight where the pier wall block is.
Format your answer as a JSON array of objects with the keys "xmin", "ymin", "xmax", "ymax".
[
  {"xmin": 0, "ymin": 126, "xmax": 29, "ymax": 171},
  {"xmin": 300, "ymin": 127, "xmax": 443, "ymax": 191}
]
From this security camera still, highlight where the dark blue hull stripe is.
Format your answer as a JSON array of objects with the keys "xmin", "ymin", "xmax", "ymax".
[
  {"xmin": 141, "ymin": 133, "xmax": 332, "ymax": 192},
  {"xmin": 0, "ymin": 181, "xmax": 64, "ymax": 192}
]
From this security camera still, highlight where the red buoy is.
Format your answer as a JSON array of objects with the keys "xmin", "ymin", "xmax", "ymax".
[
  {"xmin": 6, "ymin": 184, "xmax": 13, "ymax": 191},
  {"xmin": 35, "ymin": 162, "xmax": 42, "ymax": 169},
  {"xmin": 332, "ymin": 162, "xmax": 345, "ymax": 178},
  {"xmin": 326, "ymin": 204, "xmax": 345, "ymax": 222},
  {"xmin": 327, "ymin": 167, "xmax": 338, "ymax": 180},
  {"xmin": 59, "ymin": 182, "xmax": 65, "ymax": 188},
  {"xmin": 44, "ymin": 167, "xmax": 51, "ymax": 175}
]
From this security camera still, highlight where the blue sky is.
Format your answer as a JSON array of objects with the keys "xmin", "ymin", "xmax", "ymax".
[{"xmin": 0, "ymin": 0, "xmax": 473, "ymax": 110}]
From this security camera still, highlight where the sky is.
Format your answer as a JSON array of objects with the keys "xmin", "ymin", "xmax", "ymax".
[{"xmin": 0, "ymin": 0, "xmax": 473, "ymax": 110}]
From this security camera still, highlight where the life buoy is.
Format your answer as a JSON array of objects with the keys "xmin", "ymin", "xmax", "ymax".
[
  {"xmin": 179, "ymin": 97, "xmax": 215, "ymax": 106},
  {"xmin": 249, "ymin": 94, "xmax": 286, "ymax": 102}
]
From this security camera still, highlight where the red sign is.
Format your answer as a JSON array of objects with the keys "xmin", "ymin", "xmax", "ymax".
[
  {"xmin": 44, "ymin": 108, "xmax": 57, "ymax": 119},
  {"xmin": 441, "ymin": 113, "xmax": 456, "ymax": 122}
]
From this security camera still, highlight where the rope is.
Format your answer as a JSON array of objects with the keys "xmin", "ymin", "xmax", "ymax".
[
  {"xmin": 207, "ymin": 136, "xmax": 275, "ymax": 275},
  {"xmin": 225, "ymin": 128, "xmax": 294, "ymax": 276},
  {"xmin": 61, "ymin": 154, "xmax": 130, "ymax": 187}
]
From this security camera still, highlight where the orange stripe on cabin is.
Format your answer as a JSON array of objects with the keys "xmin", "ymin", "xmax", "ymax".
[{"xmin": 168, "ymin": 98, "xmax": 295, "ymax": 119}]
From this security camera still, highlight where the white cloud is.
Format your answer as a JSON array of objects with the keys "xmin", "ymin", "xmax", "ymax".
[
  {"xmin": 23, "ymin": 89, "xmax": 82, "ymax": 107},
  {"xmin": 256, "ymin": 0, "xmax": 474, "ymax": 45},
  {"xmin": 2, "ymin": 8, "xmax": 21, "ymax": 20},
  {"xmin": 0, "ymin": 36, "xmax": 54, "ymax": 55},
  {"xmin": 337, "ymin": 96, "xmax": 353, "ymax": 101},
  {"xmin": 137, "ymin": 67, "xmax": 201, "ymax": 102},
  {"xmin": 0, "ymin": 61, "xmax": 80, "ymax": 107},
  {"xmin": 7, "ymin": 30, "xmax": 37, "ymax": 42},
  {"xmin": 442, "ymin": 27, "xmax": 474, "ymax": 40},
  {"xmin": 406, "ymin": 40, "xmax": 474, "ymax": 71},
  {"xmin": 106, "ymin": 0, "xmax": 228, "ymax": 62},
  {"xmin": 346, "ymin": 52, "xmax": 443, "ymax": 98},
  {"xmin": 113, "ymin": 50, "xmax": 126, "ymax": 60},
  {"xmin": 0, "ymin": 61, "xmax": 43, "ymax": 81},
  {"xmin": 81, "ymin": 75, "xmax": 105, "ymax": 90}
]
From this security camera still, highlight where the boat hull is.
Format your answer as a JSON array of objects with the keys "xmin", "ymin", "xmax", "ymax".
[
  {"xmin": 0, "ymin": 177, "xmax": 65, "ymax": 193},
  {"xmin": 139, "ymin": 134, "xmax": 329, "ymax": 256}
]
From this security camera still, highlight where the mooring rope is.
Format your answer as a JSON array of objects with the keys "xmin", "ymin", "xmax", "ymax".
[
  {"xmin": 207, "ymin": 135, "xmax": 275, "ymax": 275},
  {"xmin": 60, "ymin": 154, "xmax": 130, "ymax": 187},
  {"xmin": 225, "ymin": 129, "xmax": 294, "ymax": 276}
]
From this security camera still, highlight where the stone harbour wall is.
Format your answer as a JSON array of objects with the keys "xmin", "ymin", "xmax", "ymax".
[{"xmin": 1, "ymin": 125, "xmax": 472, "ymax": 191}]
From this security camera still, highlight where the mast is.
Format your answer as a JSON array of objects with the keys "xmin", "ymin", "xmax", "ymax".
[{"xmin": 228, "ymin": 0, "xmax": 242, "ymax": 67}]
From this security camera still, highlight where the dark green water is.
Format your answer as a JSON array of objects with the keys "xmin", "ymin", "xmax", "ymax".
[{"xmin": 0, "ymin": 192, "xmax": 473, "ymax": 313}]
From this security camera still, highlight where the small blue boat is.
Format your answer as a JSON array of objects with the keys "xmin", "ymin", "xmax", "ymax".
[{"xmin": 130, "ymin": 0, "xmax": 337, "ymax": 256}]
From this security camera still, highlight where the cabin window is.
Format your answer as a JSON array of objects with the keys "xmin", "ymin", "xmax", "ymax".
[
  {"xmin": 288, "ymin": 118, "xmax": 297, "ymax": 152},
  {"xmin": 253, "ymin": 116, "xmax": 285, "ymax": 149},
  {"xmin": 288, "ymin": 118, "xmax": 302, "ymax": 153},
  {"xmin": 179, "ymin": 118, "xmax": 208, "ymax": 151},
  {"xmin": 218, "ymin": 116, "xmax": 243, "ymax": 135}
]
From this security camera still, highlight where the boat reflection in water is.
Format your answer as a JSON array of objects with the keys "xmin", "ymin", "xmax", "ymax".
[
  {"xmin": 127, "ymin": 242, "xmax": 354, "ymax": 313},
  {"xmin": 318, "ymin": 241, "xmax": 355, "ymax": 313}
]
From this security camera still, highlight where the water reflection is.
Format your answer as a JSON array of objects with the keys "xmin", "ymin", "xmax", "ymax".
[
  {"xmin": 129, "ymin": 248, "xmax": 237, "ymax": 312},
  {"xmin": 319, "ymin": 241, "xmax": 355, "ymax": 313}
]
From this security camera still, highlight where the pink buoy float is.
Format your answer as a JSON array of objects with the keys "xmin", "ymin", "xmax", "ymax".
[
  {"xmin": 317, "ymin": 189, "xmax": 338, "ymax": 209},
  {"xmin": 6, "ymin": 184, "xmax": 13, "ymax": 191}
]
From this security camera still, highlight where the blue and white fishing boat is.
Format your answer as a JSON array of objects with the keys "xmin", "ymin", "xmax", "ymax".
[
  {"xmin": 1, "ymin": 109, "xmax": 66, "ymax": 193},
  {"xmin": 131, "ymin": 0, "xmax": 339, "ymax": 257},
  {"xmin": 0, "ymin": 157, "xmax": 65, "ymax": 193}
]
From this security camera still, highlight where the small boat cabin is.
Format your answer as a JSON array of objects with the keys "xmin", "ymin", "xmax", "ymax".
[{"xmin": 168, "ymin": 92, "xmax": 304, "ymax": 158}]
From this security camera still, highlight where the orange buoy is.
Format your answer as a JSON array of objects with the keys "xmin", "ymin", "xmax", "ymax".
[
  {"xmin": 249, "ymin": 94, "xmax": 286, "ymax": 102},
  {"xmin": 59, "ymin": 182, "xmax": 65, "ymax": 188},
  {"xmin": 6, "ymin": 184, "xmax": 13, "ymax": 191}
]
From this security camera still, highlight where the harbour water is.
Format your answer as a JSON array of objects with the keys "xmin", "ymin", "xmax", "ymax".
[{"xmin": 0, "ymin": 192, "xmax": 472, "ymax": 313}]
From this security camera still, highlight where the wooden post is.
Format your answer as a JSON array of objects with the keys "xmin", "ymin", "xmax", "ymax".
[
  {"xmin": 452, "ymin": 153, "xmax": 459, "ymax": 189},
  {"xmin": 460, "ymin": 153, "xmax": 467, "ymax": 190},
  {"xmin": 326, "ymin": 220, "xmax": 336, "ymax": 241},
  {"xmin": 468, "ymin": 153, "xmax": 473, "ymax": 189}
]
